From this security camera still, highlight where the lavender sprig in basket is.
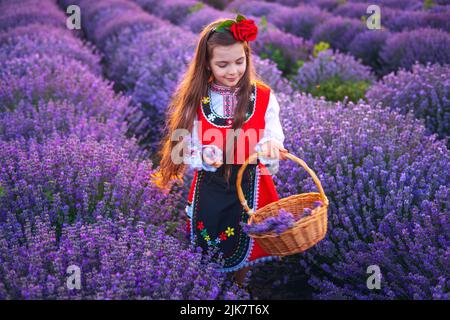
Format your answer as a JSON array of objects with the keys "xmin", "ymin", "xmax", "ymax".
[{"xmin": 240, "ymin": 201, "xmax": 323, "ymax": 236}]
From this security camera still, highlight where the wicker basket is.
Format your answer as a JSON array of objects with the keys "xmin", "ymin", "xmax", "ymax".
[{"xmin": 236, "ymin": 152, "xmax": 329, "ymax": 257}]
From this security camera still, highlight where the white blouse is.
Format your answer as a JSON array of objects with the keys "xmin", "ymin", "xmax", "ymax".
[{"xmin": 187, "ymin": 90, "xmax": 285, "ymax": 173}]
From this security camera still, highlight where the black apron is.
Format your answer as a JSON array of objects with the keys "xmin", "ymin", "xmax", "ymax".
[{"xmin": 190, "ymin": 163, "xmax": 257, "ymax": 271}]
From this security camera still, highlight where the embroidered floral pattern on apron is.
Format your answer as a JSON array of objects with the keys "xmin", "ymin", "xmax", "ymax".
[{"xmin": 197, "ymin": 221, "xmax": 235, "ymax": 247}]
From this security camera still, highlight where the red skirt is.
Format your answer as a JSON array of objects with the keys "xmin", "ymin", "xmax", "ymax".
[{"xmin": 185, "ymin": 161, "xmax": 281, "ymax": 272}]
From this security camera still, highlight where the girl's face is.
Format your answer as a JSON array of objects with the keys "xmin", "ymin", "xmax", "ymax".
[{"xmin": 209, "ymin": 42, "xmax": 246, "ymax": 87}]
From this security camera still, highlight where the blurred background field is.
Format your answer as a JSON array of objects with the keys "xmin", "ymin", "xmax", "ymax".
[{"xmin": 0, "ymin": 0, "xmax": 448, "ymax": 300}]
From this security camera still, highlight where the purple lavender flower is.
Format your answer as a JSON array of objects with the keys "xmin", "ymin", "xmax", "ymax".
[
  {"xmin": 0, "ymin": 0, "xmax": 67, "ymax": 31},
  {"xmin": 332, "ymin": 2, "xmax": 372, "ymax": 20},
  {"xmin": 379, "ymin": 27, "xmax": 450, "ymax": 74},
  {"xmin": 311, "ymin": 16, "xmax": 365, "ymax": 53},
  {"xmin": 0, "ymin": 99, "xmax": 135, "ymax": 150},
  {"xmin": 3, "ymin": 0, "xmax": 444, "ymax": 301},
  {"xmin": 183, "ymin": 6, "xmax": 235, "ymax": 33},
  {"xmin": 292, "ymin": 49, "xmax": 375, "ymax": 102},
  {"xmin": 252, "ymin": 55, "xmax": 294, "ymax": 96},
  {"xmin": 0, "ymin": 135, "xmax": 183, "ymax": 230},
  {"xmin": 310, "ymin": 0, "xmax": 341, "ymax": 11},
  {"xmin": 381, "ymin": 8, "xmax": 449, "ymax": 32},
  {"xmin": 0, "ymin": 23, "xmax": 102, "ymax": 75},
  {"xmin": 367, "ymin": 62, "xmax": 450, "ymax": 143},
  {"xmin": 0, "ymin": 0, "xmax": 253, "ymax": 301},
  {"xmin": 272, "ymin": 90, "xmax": 449, "ymax": 299},
  {"xmin": 0, "ymin": 213, "xmax": 249, "ymax": 299},
  {"xmin": 81, "ymin": 0, "xmax": 144, "ymax": 34},
  {"xmin": 252, "ymin": 27, "xmax": 313, "ymax": 76},
  {"xmin": 94, "ymin": 10, "xmax": 161, "ymax": 49},
  {"xmin": 138, "ymin": 0, "xmax": 201, "ymax": 25},
  {"xmin": 0, "ymin": 54, "xmax": 132, "ymax": 126},
  {"xmin": 61, "ymin": 1, "xmax": 160, "ymax": 51},
  {"xmin": 117, "ymin": 26, "xmax": 196, "ymax": 151},
  {"xmin": 226, "ymin": 0, "xmax": 283, "ymax": 17},
  {"xmin": 241, "ymin": 209, "xmax": 296, "ymax": 235},
  {"xmin": 268, "ymin": 5, "xmax": 332, "ymax": 40},
  {"xmin": 302, "ymin": 208, "xmax": 312, "ymax": 217},
  {"xmin": 273, "ymin": 0, "xmax": 308, "ymax": 6},
  {"xmin": 312, "ymin": 201, "xmax": 323, "ymax": 209},
  {"xmin": 348, "ymin": 30, "xmax": 391, "ymax": 74},
  {"xmin": 372, "ymin": 0, "xmax": 423, "ymax": 10}
]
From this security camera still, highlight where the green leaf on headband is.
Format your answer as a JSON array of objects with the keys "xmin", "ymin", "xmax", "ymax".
[
  {"xmin": 236, "ymin": 14, "xmax": 247, "ymax": 22},
  {"xmin": 188, "ymin": 2, "xmax": 204, "ymax": 14},
  {"xmin": 260, "ymin": 15, "xmax": 268, "ymax": 32},
  {"xmin": 215, "ymin": 19, "xmax": 235, "ymax": 32}
]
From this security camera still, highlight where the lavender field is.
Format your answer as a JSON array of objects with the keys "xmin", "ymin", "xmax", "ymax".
[{"xmin": 0, "ymin": 0, "xmax": 449, "ymax": 300}]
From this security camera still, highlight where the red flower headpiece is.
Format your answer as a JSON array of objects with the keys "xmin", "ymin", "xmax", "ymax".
[{"xmin": 213, "ymin": 14, "xmax": 258, "ymax": 42}]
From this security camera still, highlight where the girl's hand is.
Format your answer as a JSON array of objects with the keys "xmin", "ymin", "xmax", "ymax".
[
  {"xmin": 202, "ymin": 145, "xmax": 223, "ymax": 168},
  {"xmin": 259, "ymin": 140, "xmax": 288, "ymax": 160}
]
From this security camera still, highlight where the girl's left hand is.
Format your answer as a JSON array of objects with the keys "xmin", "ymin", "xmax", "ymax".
[{"xmin": 259, "ymin": 140, "xmax": 288, "ymax": 160}]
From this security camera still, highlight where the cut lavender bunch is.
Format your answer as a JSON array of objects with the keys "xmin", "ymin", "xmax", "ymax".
[
  {"xmin": 302, "ymin": 208, "xmax": 312, "ymax": 217},
  {"xmin": 312, "ymin": 201, "xmax": 323, "ymax": 209},
  {"xmin": 240, "ymin": 208, "xmax": 296, "ymax": 235}
]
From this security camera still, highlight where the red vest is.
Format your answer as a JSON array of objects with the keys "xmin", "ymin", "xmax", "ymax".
[{"xmin": 196, "ymin": 81, "xmax": 271, "ymax": 164}]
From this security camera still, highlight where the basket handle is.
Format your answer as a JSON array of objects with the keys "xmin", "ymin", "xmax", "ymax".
[{"xmin": 236, "ymin": 152, "xmax": 329, "ymax": 216}]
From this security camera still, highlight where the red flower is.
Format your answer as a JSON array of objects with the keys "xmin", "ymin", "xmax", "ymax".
[
  {"xmin": 219, "ymin": 232, "xmax": 227, "ymax": 241},
  {"xmin": 230, "ymin": 19, "xmax": 258, "ymax": 42},
  {"xmin": 197, "ymin": 221, "xmax": 204, "ymax": 231}
]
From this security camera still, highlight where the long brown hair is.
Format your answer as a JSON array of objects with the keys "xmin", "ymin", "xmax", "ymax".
[{"xmin": 153, "ymin": 18, "xmax": 267, "ymax": 189}]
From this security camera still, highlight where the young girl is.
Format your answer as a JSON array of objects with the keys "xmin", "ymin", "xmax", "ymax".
[{"xmin": 155, "ymin": 15, "xmax": 288, "ymax": 290}]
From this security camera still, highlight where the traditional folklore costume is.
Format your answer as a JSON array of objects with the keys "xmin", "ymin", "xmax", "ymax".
[{"xmin": 184, "ymin": 80, "xmax": 286, "ymax": 272}]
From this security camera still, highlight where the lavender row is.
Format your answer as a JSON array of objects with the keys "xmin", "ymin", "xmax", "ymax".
[
  {"xmin": 226, "ymin": 0, "xmax": 450, "ymax": 75},
  {"xmin": 0, "ymin": 211, "xmax": 248, "ymax": 299},
  {"xmin": 292, "ymin": 46, "xmax": 376, "ymax": 102},
  {"xmin": 133, "ymin": 0, "xmax": 315, "ymax": 79},
  {"xmin": 125, "ymin": 0, "xmax": 296, "ymax": 96},
  {"xmin": 132, "ymin": 0, "xmax": 391, "ymax": 121},
  {"xmin": 58, "ymin": 0, "xmax": 293, "ymax": 155},
  {"xmin": 0, "ymin": 54, "xmax": 137, "ymax": 143},
  {"xmin": 367, "ymin": 62, "xmax": 449, "ymax": 145},
  {"xmin": 54, "ymin": 0, "xmax": 450, "ymax": 299},
  {"xmin": 0, "ymin": 23, "xmax": 102, "ymax": 75},
  {"xmin": 56, "ymin": 0, "xmax": 186, "ymax": 155},
  {"xmin": 0, "ymin": 0, "xmax": 68, "ymax": 31},
  {"xmin": 0, "ymin": 0, "xmax": 247, "ymax": 299},
  {"xmin": 0, "ymin": 134, "xmax": 235, "ymax": 298},
  {"xmin": 197, "ymin": 0, "xmax": 449, "ymax": 142},
  {"xmin": 270, "ymin": 91, "xmax": 449, "ymax": 299},
  {"xmin": 128, "ymin": 0, "xmax": 448, "ymax": 298}
]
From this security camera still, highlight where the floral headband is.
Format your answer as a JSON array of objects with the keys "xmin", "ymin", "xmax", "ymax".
[{"xmin": 208, "ymin": 14, "xmax": 258, "ymax": 42}]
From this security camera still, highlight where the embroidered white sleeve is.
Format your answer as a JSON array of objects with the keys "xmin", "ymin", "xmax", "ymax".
[
  {"xmin": 254, "ymin": 92, "xmax": 286, "ymax": 175},
  {"xmin": 256, "ymin": 92, "xmax": 285, "ymax": 149},
  {"xmin": 185, "ymin": 114, "xmax": 202, "ymax": 170},
  {"xmin": 188, "ymin": 114, "xmax": 220, "ymax": 172}
]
